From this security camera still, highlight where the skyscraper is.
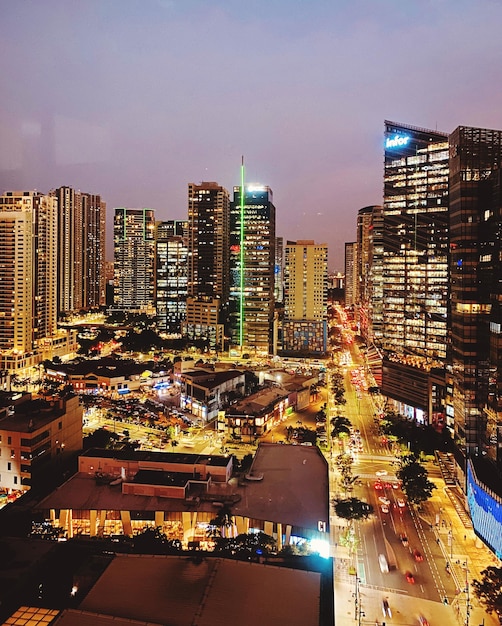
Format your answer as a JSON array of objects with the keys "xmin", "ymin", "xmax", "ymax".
[
  {"xmin": 448, "ymin": 125, "xmax": 502, "ymax": 459},
  {"xmin": 274, "ymin": 237, "xmax": 284, "ymax": 304},
  {"xmin": 282, "ymin": 240, "xmax": 328, "ymax": 355},
  {"xmin": 187, "ymin": 182, "xmax": 230, "ymax": 300},
  {"xmin": 383, "ymin": 121, "xmax": 449, "ymax": 363},
  {"xmin": 51, "ymin": 186, "xmax": 106, "ymax": 315},
  {"xmin": 344, "ymin": 242, "xmax": 357, "ymax": 308},
  {"xmin": 113, "ymin": 208, "xmax": 155, "ymax": 313},
  {"xmin": 357, "ymin": 205, "xmax": 383, "ymax": 345},
  {"xmin": 229, "ymin": 183, "xmax": 276, "ymax": 355},
  {"xmin": 0, "ymin": 191, "xmax": 58, "ymax": 369},
  {"xmin": 155, "ymin": 220, "xmax": 188, "ymax": 333}
]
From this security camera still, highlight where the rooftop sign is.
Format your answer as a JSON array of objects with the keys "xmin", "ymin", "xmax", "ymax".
[{"xmin": 385, "ymin": 134, "xmax": 411, "ymax": 148}]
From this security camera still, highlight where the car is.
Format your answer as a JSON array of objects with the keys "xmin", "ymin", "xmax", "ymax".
[
  {"xmin": 381, "ymin": 504, "xmax": 389, "ymax": 513},
  {"xmin": 400, "ymin": 534, "xmax": 409, "ymax": 547},
  {"xmin": 397, "ymin": 497, "xmax": 406, "ymax": 508},
  {"xmin": 413, "ymin": 549, "xmax": 424, "ymax": 562},
  {"xmin": 378, "ymin": 554, "xmax": 389, "ymax": 574},
  {"xmin": 374, "ymin": 481, "xmax": 384, "ymax": 490},
  {"xmin": 418, "ymin": 615, "xmax": 429, "ymax": 626},
  {"xmin": 405, "ymin": 570, "xmax": 415, "ymax": 584},
  {"xmin": 382, "ymin": 598, "xmax": 392, "ymax": 617},
  {"xmin": 376, "ymin": 470, "xmax": 388, "ymax": 477},
  {"xmin": 378, "ymin": 496, "xmax": 390, "ymax": 506}
]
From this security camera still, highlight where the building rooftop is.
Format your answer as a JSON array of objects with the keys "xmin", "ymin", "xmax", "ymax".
[
  {"xmin": 180, "ymin": 369, "xmax": 244, "ymax": 390},
  {"xmin": 80, "ymin": 448, "xmax": 231, "ymax": 467},
  {"xmin": 0, "ymin": 395, "xmax": 74, "ymax": 433},
  {"xmin": 37, "ymin": 444, "xmax": 329, "ymax": 533},
  {"xmin": 227, "ymin": 387, "xmax": 289, "ymax": 416},
  {"xmin": 71, "ymin": 554, "xmax": 322, "ymax": 626}
]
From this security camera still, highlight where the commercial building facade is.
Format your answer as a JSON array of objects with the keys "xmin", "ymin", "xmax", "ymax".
[
  {"xmin": 51, "ymin": 186, "xmax": 106, "ymax": 315},
  {"xmin": 282, "ymin": 240, "xmax": 328, "ymax": 355},
  {"xmin": 229, "ymin": 184, "xmax": 276, "ymax": 355},
  {"xmin": 155, "ymin": 220, "xmax": 188, "ymax": 332},
  {"xmin": 113, "ymin": 208, "xmax": 155, "ymax": 313}
]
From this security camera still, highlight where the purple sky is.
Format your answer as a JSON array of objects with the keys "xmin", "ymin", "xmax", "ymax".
[{"xmin": 2, "ymin": 0, "xmax": 502, "ymax": 270}]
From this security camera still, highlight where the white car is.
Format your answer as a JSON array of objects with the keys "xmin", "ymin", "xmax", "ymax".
[
  {"xmin": 375, "ymin": 470, "xmax": 388, "ymax": 477},
  {"xmin": 378, "ymin": 496, "xmax": 390, "ymax": 506},
  {"xmin": 397, "ymin": 498, "xmax": 406, "ymax": 508}
]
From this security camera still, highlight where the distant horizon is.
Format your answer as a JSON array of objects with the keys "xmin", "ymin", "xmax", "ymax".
[{"xmin": 2, "ymin": 0, "xmax": 502, "ymax": 270}]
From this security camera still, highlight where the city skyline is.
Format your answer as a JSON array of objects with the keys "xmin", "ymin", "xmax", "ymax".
[{"xmin": 2, "ymin": 0, "xmax": 502, "ymax": 270}]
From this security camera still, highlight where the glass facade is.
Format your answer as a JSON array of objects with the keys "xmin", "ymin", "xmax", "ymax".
[
  {"xmin": 113, "ymin": 208, "xmax": 155, "ymax": 312},
  {"xmin": 449, "ymin": 126, "xmax": 502, "ymax": 457},
  {"xmin": 155, "ymin": 220, "xmax": 188, "ymax": 332},
  {"xmin": 229, "ymin": 185, "xmax": 276, "ymax": 355},
  {"xmin": 383, "ymin": 121, "xmax": 449, "ymax": 365}
]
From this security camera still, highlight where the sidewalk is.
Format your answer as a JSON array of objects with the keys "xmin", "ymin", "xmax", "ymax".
[
  {"xmin": 418, "ymin": 474, "xmax": 500, "ymax": 626},
  {"xmin": 333, "ymin": 471, "xmax": 500, "ymax": 626}
]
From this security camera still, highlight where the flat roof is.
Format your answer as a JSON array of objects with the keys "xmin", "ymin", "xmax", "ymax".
[
  {"xmin": 38, "ymin": 444, "xmax": 329, "ymax": 532},
  {"xmin": 0, "ymin": 398, "xmax": 71, "ymax": 433},
  {"xmin": 81, "ymin": 448, "xmax": 230, "ymax": 467},
  {"xmin": 75, "ymin": 555, "xmax": 321, "ymax": 626}
]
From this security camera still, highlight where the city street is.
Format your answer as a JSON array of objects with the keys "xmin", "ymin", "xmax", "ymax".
[{"xmin": 330, "ymin": 339, "xmax": 499, "ymax": 626}]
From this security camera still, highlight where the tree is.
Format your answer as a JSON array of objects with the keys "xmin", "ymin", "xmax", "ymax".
[
  {"xmin": 472, "ymin": 566, "xmax": 502, "ymax": 620},
  {"xmin": 395, "ymin": 453, "xmax": 435, "ymax": 505},
  {"xmin": 207, "ymin": 504, "xmax": 234, "ymax": 539},
  {"xmin": 330, "ymin": 416, "xmax": 352, "ymax": 439},
  {"xmin": 333, "ymin": 497, "xmax": 373, "ymax": 523},
  {"xmin": 134, "ymin": 526, "xmax": 168, "ymax": 553}
]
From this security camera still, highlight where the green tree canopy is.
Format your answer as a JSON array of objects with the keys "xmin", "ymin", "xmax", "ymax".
[
  {"xmin": 471, "ymin": 566, "xmax": 502, "ymax": 619},
  {"xmin": 395, "ymin": 453, "xmax": 435, "ymax": 505},
  {"xmin": 330, "ymin": 416, "xmax": 352, "ymax": 439},
  {"xmin": 333, "ymin": 497, "xmax": 373, "ymax": 522}
]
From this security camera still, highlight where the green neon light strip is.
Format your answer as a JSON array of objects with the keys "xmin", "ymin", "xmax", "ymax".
[{"xmin": 239, "ymin": 157, "xmax": 245, "ymax": 348}]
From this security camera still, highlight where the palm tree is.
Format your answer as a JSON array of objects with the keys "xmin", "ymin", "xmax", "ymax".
[{"xmin": 208, "ymin": 503, "xmax": 234, "ymax": 539}]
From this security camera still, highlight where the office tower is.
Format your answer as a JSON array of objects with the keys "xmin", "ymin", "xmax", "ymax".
[
  {"xmin": 113, "ymin": 208, "xmax": 155, "ymax": 313},
  {"xmin": 344, "ymin": 242, "xmax": 357, "ymax": 307},
  {"xmin": 0, "ymin": 191, "xmax": 58, "ymax": 369},
  {"xmin": 274, "ymin": 237, "xmax": 284, "ymax": 304},
  {"xmin": 155, "ymin": 220, "xmax": 188, "ymax": 333},
  {"xmin": 448, "ymin": 125, "xmax": 502, "ymax": 459},
  {"xmin": 187, "ymin": 182, "xmax": 230, "ymax": 299},
  {"xmin": 229, "ymin": 183, "xmax": 276, "ymax": 355},
  {"xmin": 51, "ymin": 186, "xmax": 106, "ymax": 315},
  {"xmin": 282, "ymin": 240, "xmax": 328, "ymax": 355},
  {"xmin": 382, "ymin": 121, "xmax": 449, "ymax": 364},
  {"xmin": 357, "ymin": 205, "xmax": 384, "ymax": 345}
]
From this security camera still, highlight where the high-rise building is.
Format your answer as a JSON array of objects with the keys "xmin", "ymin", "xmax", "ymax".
[
  {"xmin": 274, "ymin": 237, "xmax": 284, "ymax": 304},
  {"xmin": 229, "ymin": 183, "xmax": 276, "ymax": 355},
  {"xmin": 51, "ymin": 186, "xmax": 106, "ymax": 315},
  {"xmin": 155, "ymin": 220, "xmax": 188, "ymax": 333},
  {"xmin": 113, "ymin": 208, "xmax": 155, "ymax": 313},
  {"xmin": 344, "ymin": 242, "xmax": 357, "ymax": 307},
  {"xmin": 187, "ymin": 182, "xmax": 229, "ymax": 300},
  {"xmin": 282, "ymin": 240, "xmax": 328, "ymax": 355},
  {"xmin": 448, "ymin": 125, "xmax": 502, "ymax": 459},
  {"xmin": 356, "ymin": 205, "xmax": 384, "ymax": 345},
  {"xmin": 0, "ymin": 191, "xmax": 58, "ymax": 369},
  {"xmin": 382, "ymin": 121, "xmax": 449, "ymax": 363}
]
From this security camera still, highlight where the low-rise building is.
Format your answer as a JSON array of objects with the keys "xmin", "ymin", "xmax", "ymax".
[
  {"xmin": 0, "ymin": 391, "xmax": 82, "ymax": 494},
  {"xmin": 35, "ymin": 443, "xmax": 330, "ymax": 553},
  {"xmin": 179, "ymin": 368, "xmax": 245, "ymax": 423}
]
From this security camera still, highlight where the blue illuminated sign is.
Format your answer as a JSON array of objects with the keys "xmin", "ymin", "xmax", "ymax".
[
  {"xmin": 467, "ymin": 462, "xmax": 502, "ymax": 557},
  {"xmin": 386, "ymin": 134, "xmax": 411, "ymax": 148}
]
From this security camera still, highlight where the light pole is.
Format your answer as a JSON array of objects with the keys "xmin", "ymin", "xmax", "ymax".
[{"xmin": 463, "ymin": 559, "xmax": 471, "ymax": 626}]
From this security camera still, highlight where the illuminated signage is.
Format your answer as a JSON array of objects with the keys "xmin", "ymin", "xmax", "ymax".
[{"xmin": 385, "ymin": 134, "xmax": 411, "ymax": 148}]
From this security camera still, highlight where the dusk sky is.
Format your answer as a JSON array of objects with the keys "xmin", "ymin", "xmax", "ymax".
[{"xmin": 2, "ymin": 0, "xmax": 502, "ymax": 270}]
